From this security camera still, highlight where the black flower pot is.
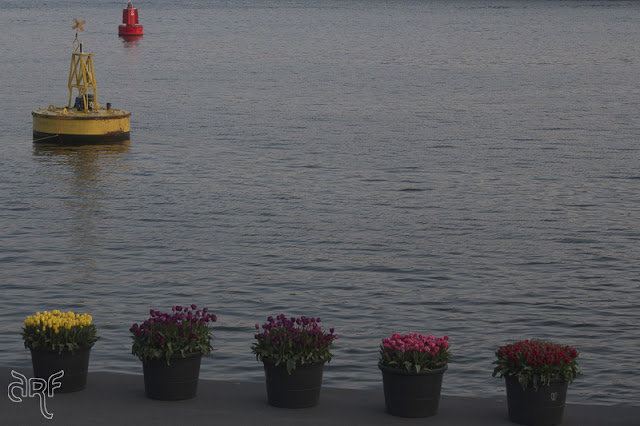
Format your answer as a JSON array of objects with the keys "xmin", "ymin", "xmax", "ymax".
[
  {"xmin": 30, "ymin": 344, "xmax": 93, "ymax": 393},
  {"xmin": 505, "ymin": 375, "xmax": 569, "ymax": 426},
  {"xmin": 262, "ymin": 359, "xmax": 325, "ymax": 408},
  {"xmin": 379, "ymin": 362, "xmax": 447, "ymax": 418},
  {"xmin": 142, "ymin": 352, "xmax": 202, "ymax": 400}
]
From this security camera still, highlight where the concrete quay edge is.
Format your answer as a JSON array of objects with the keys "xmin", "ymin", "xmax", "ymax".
[{"xmin": 1, "ymin": 366, "xmax": 638, "ymax": 426}]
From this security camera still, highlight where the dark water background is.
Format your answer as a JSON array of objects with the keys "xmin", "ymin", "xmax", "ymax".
[{"xmin": 1, "ymin": 0, "xmax": 639, "ymax": 406}]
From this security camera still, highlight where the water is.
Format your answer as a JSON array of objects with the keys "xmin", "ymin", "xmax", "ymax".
[{"xmin": 1, "ymin": 0, "xmax": 639, "ymax": 406}]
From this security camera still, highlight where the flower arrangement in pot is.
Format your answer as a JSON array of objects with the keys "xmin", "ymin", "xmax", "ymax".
[
  {"xmin": 492, "ymin": 339, "xmax": 582, "ymax": 426},
  {"xmin": 378, "ymin": 333, "xmax": 451, "ymax": 418},
  {"xmin": 130, "ymin": 304, "xmax": 217, "ymax": 400},
  {"xmin": 251, "ymin": 314, "xmax": 338, "ymax": 408},
  {"xmin": 21, "ymin": 310, "xmax": 99, "ymax": 392}
]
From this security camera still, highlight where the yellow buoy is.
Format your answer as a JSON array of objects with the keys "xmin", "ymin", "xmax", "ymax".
[{"xmin": 32, "ymin": 20, "xmax": 131, "ymax": 145}]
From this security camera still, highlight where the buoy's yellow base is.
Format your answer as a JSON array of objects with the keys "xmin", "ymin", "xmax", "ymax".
[{"xmin": 32, "ymin": 106, "xmax": 131, "ymax": 144}]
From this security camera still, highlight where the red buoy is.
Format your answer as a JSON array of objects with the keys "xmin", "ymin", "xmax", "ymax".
[{"xmin": 118, "ymin": 2, "xmax": 143, "ymax": 36}]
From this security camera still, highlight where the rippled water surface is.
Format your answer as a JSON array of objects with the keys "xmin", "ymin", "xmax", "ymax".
[{"xmin": 1, "ymin": 0, "xmax": 639, "ymax": 406}]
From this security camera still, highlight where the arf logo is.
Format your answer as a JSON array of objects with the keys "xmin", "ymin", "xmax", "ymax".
[{"xmin": 7, "ymin": 369, "xmax": 64, "ymax": 419}]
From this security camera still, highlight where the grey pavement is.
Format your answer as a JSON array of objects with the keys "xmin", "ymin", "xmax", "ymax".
[{"xmin": 2, "ymin": 366, "xmax": 638, "ymax": 426}]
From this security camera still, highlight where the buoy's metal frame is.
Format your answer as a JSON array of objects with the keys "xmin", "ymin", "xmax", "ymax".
[{"xmin": 68, "ymin": 18, "xmax": 98, "ymax": 111}]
